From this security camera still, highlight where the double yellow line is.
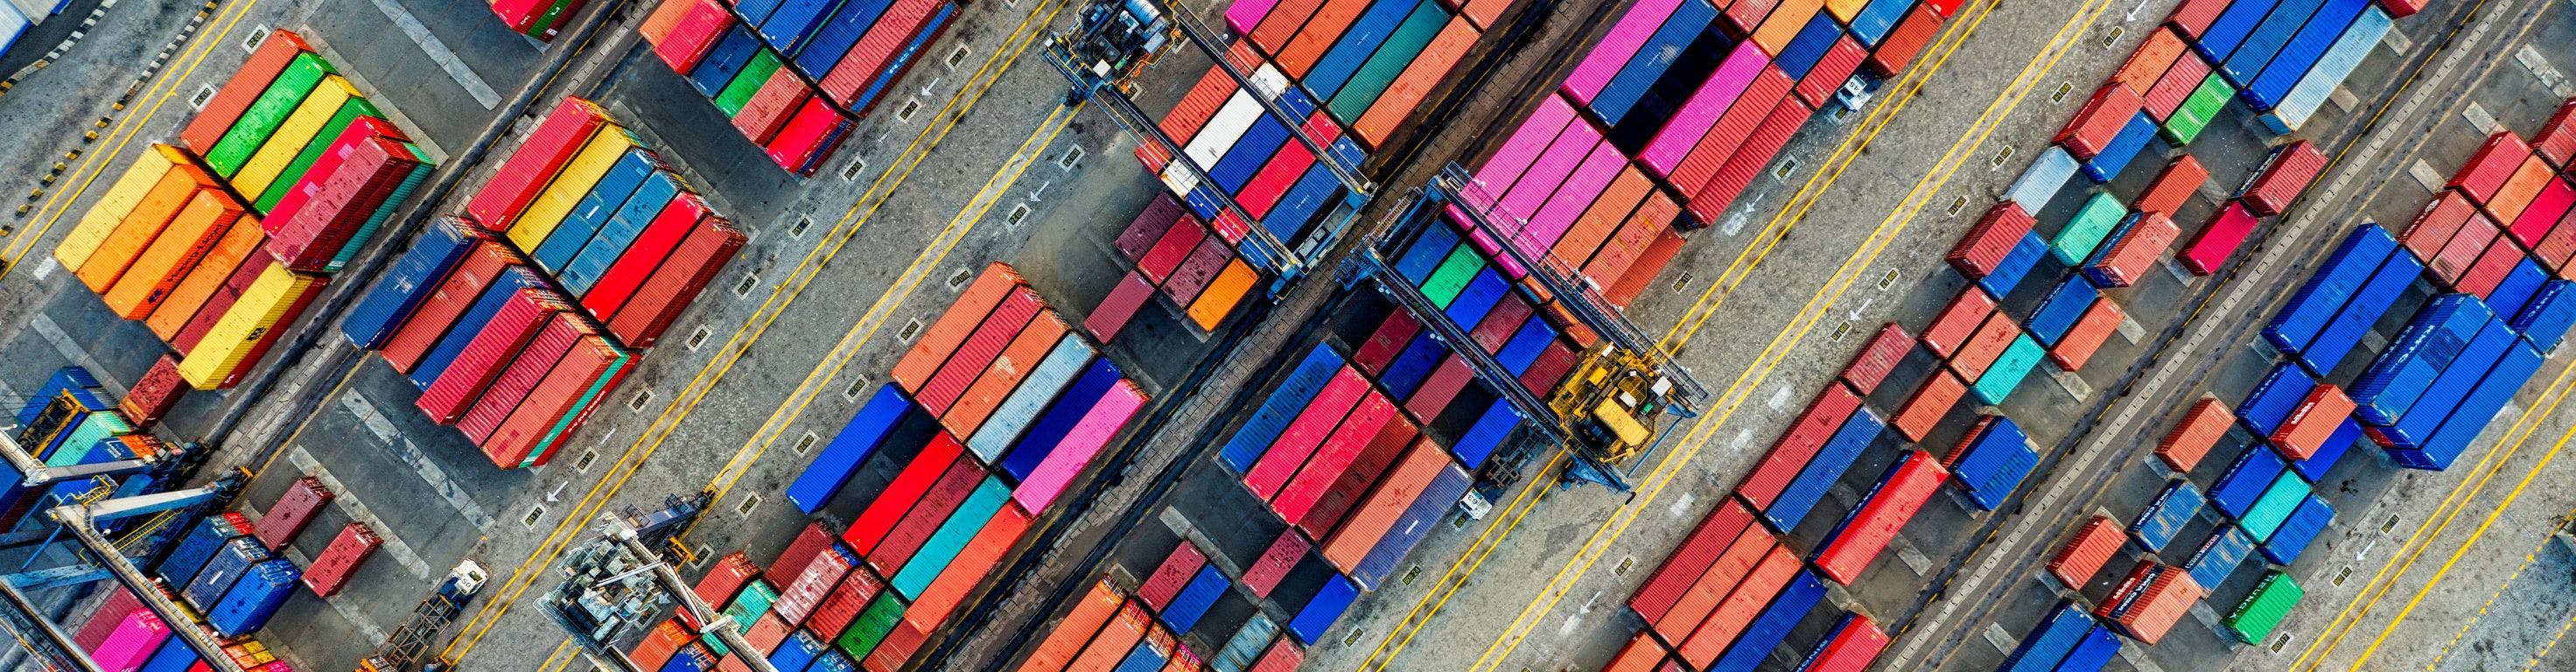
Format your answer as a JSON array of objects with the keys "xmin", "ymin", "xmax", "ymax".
[
  {"xmin": 438, "ymin": 0, "xmax": 1075, "ymax": 661},
  {"xmin": 0, "ymin": 0, "xmax": 268, "ymax": 278}
]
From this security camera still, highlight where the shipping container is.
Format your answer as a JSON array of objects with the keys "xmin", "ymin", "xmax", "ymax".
[
  {"xmin": 1811, "ymin": 451, "xmax": 1947, "ymax": 584},
  {"xmin": 2048, "ymin": 515, "xmax": 2123, "ymax": 588},
  {"xmin": 1998, "ymin": 602, "xmax": 2093, "ymax": 672},
  {"xmin": 1765, "ymin": 408, "xmax": 1881, "ymax": 531},
  {"xmin": 1793, "ymin": 613, "xmax": 1888, "ymax": 671}
]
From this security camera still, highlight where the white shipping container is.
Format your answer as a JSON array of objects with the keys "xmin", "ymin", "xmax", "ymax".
[
  {"xmin": 966, "ymin": 337, "xmax": 1097, "ymax": 460},
  {"xmin": 2261, "ymin": 8, "xmax": 2391, "ymax": 135}
]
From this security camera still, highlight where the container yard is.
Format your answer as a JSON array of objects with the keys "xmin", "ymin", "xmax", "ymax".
[{"xmin": 0, "ymin": 0, "xmax": 2568, "ymax": 670}]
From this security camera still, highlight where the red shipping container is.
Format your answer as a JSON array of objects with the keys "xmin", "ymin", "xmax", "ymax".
[
  {"xmin": 2115, "ymin": 570, "xmax": 2204, "ymax": 643},
  {"xmin": 270, "ymin": 135, "xmax": 422, "ymax": 270},
  {"xmin": 1721, "ymin": 0, "xmax": 1782, "ymax": 35},
  {"xmin": 1085, "ymin": 271, "xmax": 1155, "ymax": 342},
  {"xmin": 2430, "ymin": 212, "xmax": 2502, "ymax": 285},
  {"xmin": 2048, "ymin": 515, "xmax": 2123, "ymax": 588},
  {"xmin": 2110, "ymin": 28, "xmax": 2186, "ymax": 94},
  {"xmin": 71, "ymin": 587, "xmax": 139, "ymax": 650},
  {"xmin": 2510, "ymin": 180, "xmax": 2576, "ymax": 248},
  {"xmin": 628, "ymin": 620, "xmax": 691, "ymax": 671},
  {"xmin": 2272, "ymin": 384, "xmax": 2354, "ymax": 460},
  {"xmin": 466, "ymin": 97, "xmax": 610, "ymax": 230},
  {"xmin": 1802, "ymin": 613, "xmax": 1890, "ymax": 671},
  {"xmin": 1244, "ymin": 368, "xmax": 1370, "ymax": 496},
  {"xmin": 458, "ymin": 314, "xmax": 582, "ymax": 443},
  {"xmin": 1404, "ymin": 356, "xmax": 1473, "ymax": 438},
  {"xmin": 1949, "ymin": 202, "xmax": 2035, "ymax": 277},
  {"xmin": 301, "ymin": 523, "xmax": 382, "ymax": 597},
  {"xmin": 2240, "ymin": 141, "xmax": 2326, "ymax": 217},
  {"xmin": 1296, "ymin": 420, "xmax": 1415, "ymax": 539},
  {"xmin": 2538, "ymin": 207, "xmax": 2576, "ymax": 276},
  {"xmin": 1921, "ymin": 286, "xmax": 1996, "ymax": 357},
  {"xmin": 647, "ymin": 0, "xmax": 732, "ymax": 72},
  {"xmin": 2402, "ymin": 189, "xmax": 2479, "ymax": 259},
  {"xmin": 2179, "ymin": 200, "xmax": 2260, "ymax": 275},
  {"xmin": 1811, "ymin": 451, "xmax": 1949, "ymax": 584},
  {"xmin": 1242, "ymin": 529, "xmax": 1309, "ymax": 598},
  {"xmin": 2157, "ymin": 397, "xmax": 2232, "ymax": 472},
  {"xmin": 818, "ymin": 0, "xmax": 943, "ymax": 105},
  {"xmin": 263, "ymin": 116, "xmax": 407, "ymax": 234},
  {"xmin": 892, "ymin": 263, "xmax": 1022, "ymax": 389},
  {"xmin": 1629, "ymin": 498, "xmax": 1755, "ymax": 625},
  {"xmin": 733, "ymin": 69, "xmax": 809, "ymax": 144},
  {"xmin": 905, "ymin": 502, "xmax": 1032, "ymax": 631},
  {"xmin": 2484, "ymin": 157, "xmax": 2557, "ymax": 226},
  {"xmin": 2535, "ymin": 99, "xmax": 2576, "ymax": 170},
  {"xmin": 1865, "ymin": 4, "xmax": 1942, "ymax": 77},
  {"xmin": 418, "ymin": 286, "xmax": 564, "ymax": 423},
  {"xmin": 1320, "ymin": 438, "xmax": 1443, "ymax": 571},
  {"xmin": 764, "ymin": 98, "xmax": 853, "ymax": 174},
  {"xmin": 1797, "ymin": 35, "xmax": 1866, "ymax": 109},
  {"xmin": 1250, "ymin": 637, "xmax": 1305, "ymax": 672},
  {"xmin": 1676, "ymin": 545, "xmax": 1800, "ymax": 667},
  {"xmin": 2449, "ymin": 132, "xmax": 2532, "ymax": 205},
  {"xmin": 1948, "ymin": 312, "xmax": 2022, "ymax": 382},
  {"xmin": 692, "ymin": 552, "xmax": 761, "ymax": 610},
  {"xmin": 584, "ymin": 194, "xmax": 710, "ymax": 319},
  {"xmin": 1137, "ymin": 217, "xmax": 1208, "ymax": 284},
  {"xmin": 2136, "ymin": 156, "xmax": 2209, "ymax": 217},
  {"xmin": 1519, "ymin": 342, "xmax": 1581, "ymax": 396},
  {"xmin": 771, "ymin": 546, "xmax": 854, "ymax": 626},
  {"xmin": 845, "ymin": 436, "xmax": 966, "ymax": 552},
  {"xmin": 1840, "ymin": 323, "xmax": 1914, "ymax": 394},
  {"xmin": 1273, "ymin": 396, "xmax": 1401, "ymax": 522},
  {"xmin": 866, "ymin": 458, "xmax": 985, "ymax": 575},
  {"xmin": 1115, "ymin": 194, "xmax": 1184, "ymax": 262},
  {"xmin": 1162, "ymin": 239, "xmax": 1234, "ymax": 304},
  {"xmin": 1736, "ymin": 384, "xmax": 1863, "ymax": 508},
  {"xmin": 1602, "ymin": 632, "xmax": 1668, "ymax": 672},
  {"xmin": 2057, "ymin": 86, "xmax": 2146, "ymax": 159},
  {"xmin": 770, "ymin": 522, "xmax": 840, "ymax": 587},
  {"xmin": 806, "ymin": 569, "xmax": 887, "ymax": 640},
  {"xmin": 2048, "ymin": 298, "xmax": 2125, "ymax": 370},
  {"xmin": 917, "ymin": 289, "xmax": 1045, "ymax": 414},
  {"xmin": 480, "ymin": 326, "xmax": 622, "ymax": 467},
  {"xmin": 1670, "ymin": 66, "xmax": 1796, "ymax": 196},
  {"xmin": 121, "ymin": 355, "xmax": 186, "ymax": 428},
  {"xmin": 863, "ymin": 620, "xmax": 927, "ymax": 672},
  {"xmin": 1654, "ymin": 525, "xmax": 1774, "ymax": 645},
  {"xmin": 1139, "ymin": 542, "xmax": 1209, "ymax": 610},
  {"xmin": 254, "ymin": 476, "xmax": 335, "ymax": 550},
  {"xmin": 1607, "ymin": 227, "xmax": 1688, "ymax": 306},
  {"xmin": 1466, "ymin": 294, "xmax": 1535, "ymax": 354},
  {"xmin": 1894, "ymin": 370, "xmax": 1966, "ymax": 441},
  {"xmin": 382, "ymin": 242, "xmax": 517, "ymax": 372},
  {"xmin": 172, "ymin": 257, "xmax": 270, "ymax": 355},
  {"xmin": 1690, "ymin": 96, "xmax": 1810, "ymax": 223},
  {"xmin": 606, "ymin": 218, "xmax": 746, "ymax": 346},
  {"xmin": 2141, "ymin": 52, "xmax": 2211, "ymax": 122},
  {"xmin": 2166, "ymin": 0, "xmax": 2230, "ymax": 38},
  {"xmin": 2456, "ymin": 238, "xmax": 2522, "ymax": 298},
  {"xmin": 179, "ymin": 31, "xmax": 316, "ymax": 154}
]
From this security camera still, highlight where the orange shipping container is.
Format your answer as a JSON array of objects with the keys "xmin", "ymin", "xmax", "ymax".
[
  {"xmin": 1352, "ymin": 17, "xmax": 1480, "ymax": 148},
  {"xmin": 147, "ymin": 220, "xmax": 267, "ymax": 342},
  {"xmin": 103, "ymin": 191, "xmax": 246, "ymax": 318},
  {"xmin": 1250, "ymin": 0, "xmax": 1329, "ymax": 56},
  {"xmin": 1753, "ymin": 0, "xmax": 1828, "ymax": 55},
  {"xmin": 57, "ymin": 145, "xmax": 189, "ymax": 271},
  {"xmin": 178, "ymin": 31, "xmax": 317, "ymax": 154},
  {"xmin": 1607, "ymin": 228, "xmax": 1687, "ymax": 306},
  {"xmin": 1018, "ymin": 580, "xmax": 1126, "ymax": 671},
  {"xmin": 944, "ymin": 316, "xmax": 1070, "ymax": 438},
  {"xmin": 905, "ymin": 503, "xmax": 1033, "ymax": 631},
  {"xmin": 1602, "ymin": 632, "xmax": 1667, "ymax": 672},
  {"xmin": 1277, "ymin": 0, "xmax": 1373, "ymax": 78},
  {"xmin": 2110, "ymin": 29, "xmax": 2186, "ymax": 94},
  {"xmin": 1186, "ymin": 259, "xmax": 1259, "ymax": 330},
  {"xmin": 77, "ymin": 165, "xmax": 215, "ymax": 292},
  {"xmin": 1894, "ymin": 370, "xmax": 1965, "ymax": 441},
  {"xmin": 1460, "ymin": 0, "xmax": 1509, "ymax": 28},
  {"xmin": 1321, "ymin": 438, "xmax": 1445, "ymax": 570},
  {"xmin": 1065, "ymin": 602, "xmax": 1152, "ymax": 672},
  {"xmin": 1653, "ymin": 526, "xmax": 1773, "ymax": 643},
  {"xmin": 892, "ymin": 263, "xmax": 1026, "ymax": 392},
  {"xmin": 2485, "ymin": 156, "xmax": 2557, "ymax": 224},
  {"xmin": 1553, "ymin": 168, "xmax": 1652, "ymax": 269},
  {"xmin": 1948, "ymin": 313, "xmax": 2021, "ymax": 381},
  {"xmin": 1677, "ymin": 545, "xmax": 1802, "ymax": 667}
]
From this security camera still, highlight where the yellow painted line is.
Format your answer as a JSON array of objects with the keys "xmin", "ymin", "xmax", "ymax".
[
  {"xmin": 1460, "ymin": 0, "xmax": 2120, "ymax": 665},
  {"xmin": 682, "ymin": 103, "xmax": 1079, "ymax": 543},
  {"xmin": 2348, "ymin": 413, "xmax": 2576, "ymax": 668},
  {"xmin": 250, "ymin": 355, "xmax": 367, "ymax": 480},
  {"xmin": 1352, "ymin": 3, "xmax": 1999, "ymax": 667},
  {"xmin": 2428, "ymin": 547, "xmax": 2546, "ymax": 668},
  {"xmin": 0, "ymin": 0, "xmax": 264, "ymax": 277},
  {"xmin": 2522, "ymin": 580, "xmax": 2576, "ymax": 672},
  {"xmin": 436, "ymin": 0, "xmax": 1074, "ymax": 661}
]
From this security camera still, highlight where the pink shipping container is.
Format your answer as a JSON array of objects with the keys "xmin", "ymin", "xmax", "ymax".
[
  {"xmin": 1494, "ymin": 121, "xmax": 1601, "ymax": 240},
  {"xmin": 1013, "ymin": 382, "xmax": 1148, "ymax": 512},
  {"xmin": 1560, "ymin": 0, "xmax": 1685, "ymax": 104},
  {"xmin": 1811, "ymin": 450, "xmax": 1949, "ymax": 584},
  {"xmin": 2508, "ymin": 180, "xmax": 2574, "ymax": 247},
  {"xmin": 1470, "ymin": 98, "xmax": 1578, "ymax": 214},
  {"xmin": 1244, "ymin": 368, "xmax": 1370, "ymax": 495},
  {"xmin": 1222, "ymin": 0, "xmax": 1281, "ymax": 35},
  {"xmin": 1642, "ymin": 47, "xmax": 1772, "ymax": 176},
  {"xmin": 2179, "ymin": 201, "xmax": 2259, "ymax": 276},
  {"xmin": 2239, "ymin": 141, "xmax": 2326, "ymax": 216},
  {"xmin": 418, "ymin": 286, "xmax": 565, "ymax": 424},
  {"xmin": 1525, "ymin": 145, "xmax": 1630, "ymax": 250},
  {"xmin": 1140, "ymin": 542, "xmax": 1208, "ymax": 610},
  {"xmin": 91, "ymin": 608, "xmax": 169, "ymax": 669},
  {"xmin": 1242, "ymin": 529, "xmax": 1307, "ymax": 598},
  {"xmin": 467, "ymin": 97, "xmax": 608, "ymax": 230}
]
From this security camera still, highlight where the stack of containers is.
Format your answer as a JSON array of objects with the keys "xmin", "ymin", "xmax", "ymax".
[
  {"xmin": 1623, "ymin": 498, "xmax": 1815, "ymax": 668},
  {"xmin": 151, "ymin": 510, "xmax": 307, "ymax": 639},
  {"xmin": 1217, "ymin": 0, "xmax": 1487, "ymax": 150},
  {"xmin": 639, "ymin": 0, "xmax": 926, "ymax": 174},
  {"xmin": 2266, "ymin": 224, "xmax": 2420, "ymax": 374},
  {"xmin": 2082, "ymin": 212, "xmax": 2181, "ymax": 288},
  {"xmin": 2172, "ymin": 0, "xmax": 2397, "ymax": 133},
  {"xmin": 1914, "ymin": 285, "xmax": 2038, "ymax": 410},
  {"xmin": 342, "ymin": 97, "xmax": 748, "ymax": 467},
  {"xmin": 771, "ymin": 264, "xmax": 1157, "ymax": 668},
  {"xmin": 1011, "ymin": 579, "xmax": 1305, "ymax": 672},
  {"xmin": 1138, "ymin": 40, "xmax": 1368, "ymax": 284},
  {"xmin": 1945, "ymin": 416, "xmax": 2038, "ymax": 510},
  {"xmin": 2347, "ymin": 293, "xmax": 2545, "ymax": 469},
  {"xmin": 1103, "ymin": 192, "xmax": 1271, "ymax": 333},
  {"xmin": 1454, "ymin": 94, "xmax": 1689, "ymax": 305},
  {"xmin": 488, "ymin": 0, "xmax": 589, "ymax": 40},
  {"xmin": 1790, "ymin": 613, "xmax": 1891, "ymax": 671}
]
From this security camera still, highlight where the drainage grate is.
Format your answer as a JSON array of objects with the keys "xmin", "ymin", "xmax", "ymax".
[
  {"xmin": 189, "ymin": 85, "xmax": 216, "ymax": 110},
  {"xmin": 788, "ymin": 216, "xmax": 812, "ymax": 238},
  {"xmin": 899, "ymin": 318, "xmax": 923, "ymax": 342},
  {"xmin": 946, "ymin": 45, "xmax": 972, "ymax": 69},
  {"xmin": 1344, "ymin": 628, "xmax": 1367, "ymax": 646},
  {"xmin": 947, "ymin": 269, "xmax": 973, "ymax": 289},
  {"xmin": 1877, "ymin": 269, "xmax": 1900, "ymax": 290},
  {"xmin": 1057, "ymin": 145, "xmax": 1086, "ymax": 170},
  {"xmin": 1614, "ymin": 556, "xmax": 1635, "ymax": 576},
  {"xmin": 1992, "ymin": 145, "xmax": 2017, "ymax": 168},
  {"xmin": 2052, "ymin": 81, "xmax": 2074, "ymax": 103},
  {"xmin": 573, "ymin": 450, "xmax": 598, "ymax": 472},
  {"xmin": 794, "ymin": 432, "xmax": 819, "ymax": 455},
  {"xmin": 841, "ymin": 157, "xmax": 869, "ymax": 182},
  {"xmin": 2100, "ymin": 26, "xmax": 2124, "ymax": 48},
  {"xmin": 1773, "ymin": 158, "xmax": 1799, "ymax": 179},
  {"xmin": 736, "ymin": 494, "xmax": 761, "ymax": 516},
  {"xmin": 1831, "ymin": 321, "xmax": 1855, "ymax": 341},
  {"xmin": 1948, "ymin": 195, "xmax": 1970, "ymax": 216},
  {"xmin": 1006, "ymin": 204, "xmax": 1031, "ymax": 227},
  {"xmin": 687, "ymin": 326, "xmax": 713, "ymax": 351},
  {"xmin": 844, "ymin": 377, "xmax": 869, "ymax": 400},
  {"xmin": 733, "ymin": 271, "xmax": 760, "ymax": 297},
  {"xmin": 2334, "ymin": 565, "xmax": 2353, "ymax": 585},
  {"xmin": 522, "ymin": 506, "xmax": 547, "ymax": 528},
  {"xmin": 896, "ymin": 99, "xmax": 922, "ymax": 122},
  {"xmin": 1670, "ymin": 270, "xmax": 1692, "ymax": 292},
  {"xmin": 628, "ymin": 389, "xmax": 654, "ymax": 411},
  {"xmin": 242, "ymin": 26, "xmax": 269, "ymax": 52},
  {"xmin": 2270, "ymin": 634, "xmax": 2292, "ymax": 653},
  {"xmin": 1403, "ymin": 565, "xmax": 1423, "ymax": 584}
]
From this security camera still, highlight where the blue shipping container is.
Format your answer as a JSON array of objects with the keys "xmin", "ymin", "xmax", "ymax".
[
  {"xmin": 1004, "ymin": 359, "xmax": 1126, "ymax": 481},
  {"xmin": 2130, "ymin": 480, "xmax": 2205, "ymax": 552},
  {"xmin": 2292, "ymin": 417, "xmax": 2361, "ymax": 481},
  {"xmin": 1766, "ymin": 408, "xmax": 1883, "ymax": 531},
  {"xmin": 207, "ymin": 559, "xmax": 299, "ymax": 636},
  {"xmin": 2211, "ymin": 444, "xmax": 2287, "ymax": 517},
  {"xmin": 2489, "ymin": 258, "xmax": 2549, "ymax": 321},
  {"xmin": 409, "ymin": 270, "xmax": 540, "ymax": 390},
  {"xmin": 1219, "ymin": 346, "xmax": 1345, "ymax": 472},
  {"xmin": 1290, "ymin": 576, "xmax": 1361, "ymax": 644},
  {"xmin": 1446, "ymin": 269, "xmax": 1508, "ymax": 326},
  {"xmin": 2402, "ymin": 337, "xmax": 2543, "ymax": 469},
  {"xmin": 2380, "ymin": 320, "xmax": 2516, "ymax": 449},
  {"xmin": 1354, "ymin": 463, "xmax": 1472, "ymax": 588},
  {"xmin": 1495, "ymin": 319, "xmax": 1556, "ymax": 374},
  {"xmin": 2259, "ymin": 495, "xmax": 2334, "ymax": 564},
  {"xmin": 786, "ymin": 384, "xmax": 914, "ymax": 513},
  {"xmin": 1774, "ymin": 14, "xmax": 1841, "ymax": 80},
  {"xmin": 2052, "ymin": 626, "xmax": 2124, "ymax": 672},
  {"xmin": 2196, "ymin": 0, "xmax": 2289, "ymax": 64},
  {"xmin": 157, "ymin": 515, "xmax": 246, "ymax": 589},
  {"xmin": 2266, "ymin": 224, "xmax": 2397, "ymax": 355},
  {"xmin": 2080, "ymin": 112, "xmax": 2159, "ymax": 183},
  {"xmin": 2263, "ymin": 7, "xmax": 2390, "ymax": 134},
  {"xmin": 2513, "ymin": 279, "xmax": 2576, "ymax": 351},
  {"xmin": 1303, "ymin": 0, "xmax": 1425, "ymax": 101},
  {"xmin": 2245, "ymin": 0, "xmax": 2370, "ymax": 109},
  {"xmin": 2000, "ymin": 602, "xmax": 2097, "ymax": 672},
  {"xmin": 1709, "ymin": 570, "xmax": 1827, "ymax": 672},
  {"xmin": 1983, "ymin": 233, "xmax": 2051, "ymax": 299},
  {"xmin": 2237, "ymin": 363, "xmax": 2316, "ymax": 437},
  {"xmin": 343, "ymin": 220, "xmax": 478, "ymax": 348},
  {"xmin": 1161, "ymin": 564, "xmax": 1228, "ymax": 633},
  {"xmin": 758, "ymin": 0, "xmax": 841, "ymax": 52},
  {"xmin": 1850, "ymin": 0, "xmax": 1911, "ymax": 46},
  {"xmin": 2301, "ymin": 241, "xmax": 2423, "ymax": 374},
  {"xmin": 2186, "ymin": 525, "xmax": 2252, "ymax": 588},
  {"xmin": 690, "ymin": 28, "xmax": 763, "ymax": 99},
  {"xmin": 184, "ymin": 537, "xmax": 269, "ymax": 612},
  {"xmin": 2029, "ymin": 277, "xmax": 2099, "ymax": 346},
  {"xmin": 2007, "ymin": 147, "xmax": 2080, "ymax": 214},
  {"xmin": 793, "ymin": 0, "xmax": 894, "ymax": 76},
  {"xmin": 1593, "ymin": 0, "xmax": 1718, "ymax": 125},
  {"xmin": 1954, "ymin": 420, "xmax": 2038, "ymax": 510}
]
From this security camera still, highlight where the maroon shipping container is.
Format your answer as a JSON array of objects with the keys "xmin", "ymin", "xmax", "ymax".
[
  {"xmin": 2449, "ymin": 132, "xmax": 2532, "ymax": 205},
  {"xmin": 1840, "ymin": 323, "xmax": 1914, "ymax": 394},
  {"xmin": 120, "ymin": 355, "xmax": 186, "ymax": 427},
  {"xmin": 2166, "ymin": 0, "xmax": 2229, "ymax": 38},
  {"xmin": 1797, "ymin": 35, "xmax": 1866, "ymax": 109},
  {"xmin": 467, "ymin": 97, "xmax": 611, "ymax": 230},
  {"xmin": 71, "ymin": 587, "xmax": 140, "ymax": 651},
  {"xmin": 1137, "ymin": 216, "xmax": 1208, "ymax": 284},
  {"xmin": 1894, "ymin": 370, "xmax": 1965, "ymax": 441},
  {"xmin": 1139, "ymin": 542, "xmax": 1208, "ymax": 611},
  {"xmin": 458, "ymin": 314, "xmax": 582, "ymax": 443},
  {"xmin": 2238, "ymin": 141, "xmax": 2326, "ymax": 216},
  {"xmin": 1949, "ymin": 202, "xmax": 2034, "ymax": 277},
  {"xmin": 1296, "ymin": 419, "xmax": 1415, "ymax": 539},
  {"xmin": 2048, "ymin": 515, "xmax": 2123, "ymax": 588},
  {"xmin": 1242, "ymin": 529, "xmax": 1308, "ymax": 598},
  {"xmin": 1735, "ymin": 383, "xmax": 1863, "ymax": 508},
  {"xmin": 1085, "ymin": 271, "xmax": 1156, "ymax": 342},
  {"xmin": 2403, "ymin": 189, "xmax": 2479, "ymax": 259},
  {"xmin": 1115, "ymin": 194, "xmax": 1185, "ymax": 262},
  {"xmin": 1164, "ymin": 238, "xmax": 1233, "ymax": 305},
  {"xmin": 418, "ymin": 285, "xmax": 565, "ymax": 424},
  {"xmin": 1519, "ymin": 342, "xmax": 1580, "ymax": 396},
  {"xmin": 868, "ymin": 459, "xmax": 985, "ymax": 575},
  {"xmin": 693, "ymin": 552, "xmax": 761, "ymax": 611},
  {"xmin": 1354, "ymin": 310, "xmax": 1423, "ymax": 374},
  {"xmin": 1691, "ymin": 95, "xmax": 1810, "ymax": 223},
  {"xmin": 255, "ymin": 477, "xmax": 335, "ymax": 550},
  {"xmin": 805, "ymin": 569, "xmax": 886, "ymax": 640},
  {"xmin": 174, "ymin": 254, "xmax": 272, "ymax": 355},
  {"xmin": 770, "ymin": 544, "xmax": 854, "ymax": 625},
  {"xmin": 771, "ymin": 522, "xmax": 839, "ymax": 586},
  {"xmin": 1405, "ymin": 356, "xmax": 1474, "ymax": 422},
  {"xmin": 607, "ymin": 218, "xmax": 746, "ymax": 346},
  {"xmin": 2057, "ymin": 86, "xmax": 2146, "ymax": 159},
  {"xmin": 2141, "ymin": 53, "xmax": 2212, "ymax": 122},
  {"xmin": 1629, "ymin": 498, "xmax": 1755, "ymax": 625},
  {"xmin": 1865, "ymin": 4, "xmax": 1942, "ymax": 77},
  {"xmin": 482, "ymin": 324, "xmax": 621, "ymax": 467},
  {"xmin": 1920, "ymin": 288, "xmax": 1996, "ymax": 358},
  {"xmin": 382, "ymin": 242, "xmax": 519, "ymax": 372},
  {"xmin": 916, "ymin": 289, "xmax": 1046, "ymax": 414},
  {"xmin": 271, "ymin": 136, "xmax": 421, "ymax": 271},
  {"xmin": 1467, "ymin": 295, "xmax": 1535, "ymax": 354},
  {"xmin": 302, "ymin": 523, "xmax": 381, "ymax": 598},
  {"xmin": 2136, "ymin": 156, "xmax": 2209, "ymax": 218}
]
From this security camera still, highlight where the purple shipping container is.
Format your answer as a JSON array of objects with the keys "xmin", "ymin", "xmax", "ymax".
[
  {"xmin": 1561, "ymin": 0, "xmax": 1687, "ymax": 104},
  {"xmin": 1641, "ymin": 46, "xmax": 1769, "ymax": 175},
  {"xmin": 1013, "ymin": 382, "xmax": 1148, "ymax": 511}
]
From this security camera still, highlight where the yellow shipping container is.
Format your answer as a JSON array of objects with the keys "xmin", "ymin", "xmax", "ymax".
[
  {"xmin": 178, "ymin": 262, "xmax": 320, "ymax": 389},
  {"xmin": 506, "ymin": 126, "xmax": 632, "ymax": 252},
  {"xmin": 230, "ymin": 76, "xmax": 361, "ymax": 200},
  {"xmin": 74, "ymin": 160, "xmax": 216, "ymax": 292},
  {"xmin": 102, "ymin": 190, "xmax": 245, "ymax": 318},
  {"xmin": 1825, "ymin": 0, "xmax": 1867, "ymax": 22},
  {"xmin": 146, "ymin": 218, "xmax": 265, "ymax": 342},
  {"xmin": 55, "ymin": 145, "xmax": 188, "ymax": 272}
]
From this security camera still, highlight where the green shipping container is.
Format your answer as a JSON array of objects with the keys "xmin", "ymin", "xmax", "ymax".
[
  {"xmin": 525, "ymin": 0, "xmax": 576, "ymax": 39},
  {"xmin": 836, "ymin": 592, "xmax": 907, "ymax": 661},
  {"xmin": 329, "ymin": 143, "xmax": 435, "ymax": 272},
  {"xmin": 207, "ymin": 53, "xmax": 336, "ymax": 177},
  {"xmin": 718, "ymin": 51, "xmax": 784, "ymax": 116},
  {"xmin": 2224, "ymin": 571, "xmax": 2303, "ymax": 643},
  {"xmin": 1973, "ymin": 334, "xmax": 2045, "ymax": 405},
  {"xmin": 2162, "ymin": 74, "xmax": 2230, "ymax": 146},
  {"xmin": 2241, "ymin": 472, "xmax": 2311, "ymax": 541},
  {"xmin": 1327, "ymin": 0, "xmax": 1450, "ymax": 124},
  {"xmin": 2053, "ymin": 192, "xmax": 2126, "ymax": 264},
  {"xmin": 256, "ymin": 98, "xmax": 383, "ymax": 213},
  {"xmin": 1420, "ymin": 245, "xmax": 1484, "ymax": 307},
  {"xmin": 702, "ymin": 580, "xmax": 780, "ymax": 656},
  {"xmin": 892, "ymin": 477, "xmax": 1012, "ymax": 598}
]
